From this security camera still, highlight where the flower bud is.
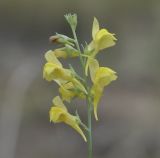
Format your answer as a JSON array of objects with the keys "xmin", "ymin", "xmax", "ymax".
[
  {"xmin": 65, "ymin": 13, "xmax": 77, "ymax": 30},
  {"xmin": 49, "ymin": 33, "xmax": 75, "ymax": 46}
]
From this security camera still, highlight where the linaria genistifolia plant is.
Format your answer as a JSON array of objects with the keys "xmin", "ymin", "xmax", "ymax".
[{"xmin": 43, "ymin": 13, "xmax": 117, "ymax": 158}]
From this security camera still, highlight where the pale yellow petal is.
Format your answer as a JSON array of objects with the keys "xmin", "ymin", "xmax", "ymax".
[
  {"xmin": 91, "ymin": 85, "xmax": 103, "ymax": 121},
  {"xmin": 55, "ymin": 68, "xmax": 72, "ymax": 81},
  {"xmin": 85, "ymin": 54, "xmax": 96, "ymax": 76},
  {"xmin": 43, "ymin": 62, "xmax": 73, "ymax": 82},
  {"xmin": 52, "ymin": 96, "xmax": 67, "ymax": 111},
  {"xmin": 92, "ymin": 17, "xmax": 100, "ymax": 39},
  {"xmin": 94, "ymin": 67, "xmax": 117, "ymax": 87},
  {"xmin": 54, "ymin": 49, "xmax": 67, "ymax": 58},
  {"xmin": 49, "ymin": 107, "xmax": 66, "ymax": 123},
  {"xmin": 89, "ymin": 59, "xmax": 99, "ymax": 82},
  {"xmin": 45, "ymin": 50, "xmax": 62, "ymax": 67},
  {"xmin": 95, "ymin": 29, "xmax": 116, "ymax": 50},
  {"xmin": 54, "ymin": 47, "xmax": 79, "ymax": 58},
  {"xmin": 43, "ymin": 62, "xmax": 57, "ymax": 81},
  {"xmin": 88, "ymin": 41, "xmax": 95, "ymax": 52}
]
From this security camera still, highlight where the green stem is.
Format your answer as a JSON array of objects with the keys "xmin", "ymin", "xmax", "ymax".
[{"xmin": 71, "ymin": 27, "xmax": 93, "ymax": 158}]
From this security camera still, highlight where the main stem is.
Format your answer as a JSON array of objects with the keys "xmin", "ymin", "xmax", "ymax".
[{"xmin": 72, "ymin": 28, "xmax": 93, "ymax": 158}]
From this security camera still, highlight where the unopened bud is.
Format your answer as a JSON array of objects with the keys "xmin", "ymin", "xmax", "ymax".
[
  {"xmin": 49, "ymin": 33, "xmax": 75, "ymax": 46},
  {"xmin": 64, "ymin": 13, "xmax": 77, "ymax": 30}
]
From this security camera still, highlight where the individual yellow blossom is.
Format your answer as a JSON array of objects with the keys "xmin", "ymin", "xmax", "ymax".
[
  {"xmin": 89, "ymin": 59, "xmax": 117, "ymax": 120},
  {"xmin": 53, "ymin": 48, "xmax": 79, "ymax": 59},
  {"xmin": 49, "ymin": 96, "xmax": 87, "ymax": 142},
  {"xmin": 90, "ymin": 17, "xmax": 117, "ymax": 52},
  {"xmin": 43, "ymin": 50, "xmax": 75, "ymax": 81},
  {"xmin": 59, "ymin": 81, "xmax": 85, "ymax": 102},
  {"xmin": 52, "ymin": 49, "xmax": 68, "ymax": 58},
  {"xmin": 85, "ymin": 17, "xmax": 117, "ymax": 75},
  {"xmin": 45, "ymin": 48, "xmax": 78, "ymax": 59},
  {"xmin": 44, "ymin": 50, "xmax": 63, "ymax": 66},
  {"xmin": 93, "ymin": 67, "xmax": 117, "ymax": 87},
  {"xmin": 88, "ymin": 59, "xmax": 99, "ymax": 83},
  {"xmin": 43, "ymin": 62, "xmax": 72, "ymax": 81}
]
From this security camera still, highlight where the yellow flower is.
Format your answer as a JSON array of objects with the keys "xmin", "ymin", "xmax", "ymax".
[
  {"xmin": 85, "ymin": 18, "xmax": 117, "ymax": 75},
  {"xmin": 88, "ymin": 59, "xmax": 99, "ymax": 83},
  {"xmin": 90, "ymin": 17, "xmax": 117, "ymax": 52},
  {"xmin": 59, "ymin": 81, "xmax": 85, "ymax": 102},
  {"xmin": 89, "ymin": 59, "xmax": 117, "ymax": 120},
  {"xmin": 54, "ymin": 48, "xmax": 79, "ymax": 58},
  {"xmin": 54, "ymin": 45, "xmax": 79, "ymax": 58},
  {"xmin": 43, "ymin": 50, "xmax": 74, "ymax": 81},
  {"xmin": 50, "ymin": 96, "xmax": 87, "ymax": 142},
  {"xmin": 52, "ymin": 49, "xmax": 68, "ymax": 58},
  {"xmin": 44, "ymin": 50, "xmax": 63, "ymax": 66},
  {"xmin": 45, "ymin": 49, "xmax": 78, "ymax": 59},
  {"xmin": 43, "ymin": 62, "xmax": 72, "ymax": 81}
]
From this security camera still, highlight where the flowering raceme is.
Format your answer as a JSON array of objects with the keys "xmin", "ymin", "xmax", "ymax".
[{"xmin": 43, "ymin": 14, "xmax": 117, "ymax": 157}]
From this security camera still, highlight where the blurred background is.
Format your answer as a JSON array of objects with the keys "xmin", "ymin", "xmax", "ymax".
[{"xmin": 0, "ymin": 0, "xmax": 160, "ymax": 158}]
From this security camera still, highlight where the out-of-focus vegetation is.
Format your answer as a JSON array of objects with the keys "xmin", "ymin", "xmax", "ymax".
[{"xmin": 0, "ymin": 0, "xmax": 160, "ymax": 158}]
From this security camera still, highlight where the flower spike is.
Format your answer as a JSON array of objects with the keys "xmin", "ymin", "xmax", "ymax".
[{"xmin": 43, "ymin": 14, "xmax": 118, "ymax": 156}]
